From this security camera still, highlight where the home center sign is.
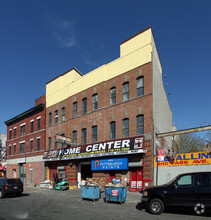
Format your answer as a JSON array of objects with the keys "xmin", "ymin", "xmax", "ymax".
[{"xmin": 43, "ymin": 135, "xmax": 145, "ymax": 161}]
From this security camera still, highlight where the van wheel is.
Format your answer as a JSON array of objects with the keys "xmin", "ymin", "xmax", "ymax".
[{"xmin": 148, "ymin": 198, "xmax": 164, "ymax": 215}]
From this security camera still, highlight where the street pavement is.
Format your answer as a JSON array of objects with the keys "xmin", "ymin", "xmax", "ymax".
[
  {"xmin": 0, "ymin": 186, "xmax": 210, "ymax": 220},
  {"xmin": 24, "ymin": 185, "xmax": 142, "ymax": 204}
]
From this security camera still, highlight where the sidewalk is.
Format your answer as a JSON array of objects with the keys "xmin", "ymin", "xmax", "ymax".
[{"xmin": 24, "ymin": 186, "xmax": 142, "ymax": 204}]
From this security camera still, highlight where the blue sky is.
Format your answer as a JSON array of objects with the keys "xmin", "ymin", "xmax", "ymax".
[{"xmin": 0, "ymin": 0, "xmax": 211, "ymax": 134}]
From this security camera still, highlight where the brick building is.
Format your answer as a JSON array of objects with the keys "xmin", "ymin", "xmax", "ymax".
[
  {"xmin": 43, "ymin": 27, "xmax": 172, "ymax": 192},
  {"xmin": 5, "ymin": 95, "xmax": 46, "ymax": 186}
]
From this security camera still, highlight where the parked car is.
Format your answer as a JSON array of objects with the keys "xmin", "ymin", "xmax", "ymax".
[
  {"xmin": 141, "ymin": 172, "xmax": 211, "ymax": 215},
  {"xmin": 0, "ymin": 178, "xmax": 23, "ymax": 198}
]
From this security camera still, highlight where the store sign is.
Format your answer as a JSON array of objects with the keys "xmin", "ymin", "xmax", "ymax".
[
  {"xmin": 158, "ymin": 149, "xmax": 165, "ymax": 162},
  {"xmin": 55, "ymin": 135, "xmax": 72, "ymax": 145},
  {"xmin": 111, "ymin": 190, "xmax": 118, "ymax": 196},
  {"xmin": 154, "ymin": 151, "xmax": 211, "ymax": 167},
  {"xmin": 91, "ymin": 158, "xmax": 128, "ymax": 171},
  {"xmin": 43, "ymin": 136, "xmax": 145, "ymax": 161},
  {"xmin": 17, "ymin": 158, "xmax": 26, "ymax": 164}
]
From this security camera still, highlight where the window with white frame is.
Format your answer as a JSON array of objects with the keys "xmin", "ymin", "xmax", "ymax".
[
  {"xmin": 37, "ymin": 138, "xmax": 40, "ymax": 151},
  {"xmin": 37, "ymin": 117, "xmax": 41, "ymax": 131},
  {"xmin": 30, "ymin": 140, "xmax": 33, "ymax": 152},
  {"xmin": 20, "ymin": 124, "xmax": 25, "ymax": 137},
  {"xmin": 20, "ymin": 142, "xmax": 25, "ymax": 154}
]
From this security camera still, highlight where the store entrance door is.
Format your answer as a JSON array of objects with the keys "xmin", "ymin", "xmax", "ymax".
[
  {"xmin": 130, "ymin": 168, "xmax": 143, "ymax": 192},
  {"xmin": 20, "ymin": 164, "xmax": 26, "ymax": 185},
  {"xmin": 81, "ymin": 164, "xmax": 92, "ymax": 181}
]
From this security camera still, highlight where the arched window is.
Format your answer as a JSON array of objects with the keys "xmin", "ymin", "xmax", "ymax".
[
  {"xmin": 122, "ymin": 118, "xmax": 129, "ymax": 137},
  {"xmin": 92, "ymin": 126, "xmax": 98, "ymax": 142},
  {"xmin": 110, "ymin": 87, "xmax": 116, "ymax": 105},
  {"xmin": 123, "ymin": 82, "xmax": 129, "ymax": 101},
  {"xmin": 110, "ymin": 121, "xmax": 116, "ymax": 139},
  {"xmin": 137, "ymin": 115, "xmax": 144, "ymax": 135},
  {"xmin": 137, "ymin": 77, "xmax": 144, "ymax": 97}
]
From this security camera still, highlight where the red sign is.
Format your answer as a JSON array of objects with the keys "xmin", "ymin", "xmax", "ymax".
[
  {"xmin": 111, "ymin": 190, "xmax": 118, "ymax": 196},
  {"xmin": 0, "ymin": 166, "xmax": 6, "ymax": 170},
  {"xmin": 158, "ymin": 149, "xmax": 165, "ymax": 162}
]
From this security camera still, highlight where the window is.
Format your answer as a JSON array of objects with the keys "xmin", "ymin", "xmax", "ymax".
[
  {"xmin": 37, "ymin": 118, "xmax": 41, "ymax": 131},
  {"xmin": 92, "ymin": 126, "xmax": 97, "ymax": 143},
  {"xmin": 62, "ymin": 107, "xmax": 65, "ymax": 121},
  {"xmin": 137, "ymin": 115, "xmax": 144, "ymax": 135},
  {"xmin": 81, "ymin": 128, "xmax": 87, "ymax": 144},
  {"xmin": 122, "ymin": 118, "xmax": 129, "ymax": 138},
  {"xmin": 13, "ymin": 144, "xmax": 16, "ymax": 155},
  {"xmin": 55, "ymin": 110, "xmax": 58, "ymax": 123},
  {"xmin": 9, "ymin": 130, "xmax": 12, "ymax": 140},
  {"xmin": 48, "ymin": 137, "xmax": 51, "ymax": 150},
  {"xmin": 55, "ymin": 141, "xmax": 58, "ymax": 149},
  {"xmin": 110, "ymin": 121, "xmax": 116, "ymax": 140},
  {"xmin": 82, "ymin": 98, "xmax": 87, "ymax": 114},
  {"xmin": 198, "ymin": 173, "xmax": 211, "ymax": 187},
  {"xmin": 73, "ymin": 102, "xmax": 77, "ymax": 117},
  {"xmin": 92, "ymin": 94, "xmax": 98, "ymax": 111},
  {"xmin": 137, "ymin": 77, "xmax": 144, "ymax": 97},
  {"xmin": 14, "ymin": 128, "xmax": 16, "ymax": 138},
  {"xmin": 9, "ymin": 145, "xmax": 11, "ymax": 156},
  {"xmin": 123, "ymin": 82, "xmax": 129, "ymax": 101},
  {"xmin": 31, "ymin": 121, "xmax": 34, "ymax": 133},
  {"xmin": 110, "ymin": 87, "xmax": 116, "ymax": 105},
  {"xmin": 72, "ymin": 131, "xmax": 77, "ymax": 146},
  {"xmin": 49, "ymin": 112, "xmax": 52, "ymax": 126},
  {"xmin": 37, "ymin": 138, "xmax": 40, "ymax": 151},
  {"xmin": 20, "ymin": 142, "xmax": 25, "ymax": 154},
  {"xmin": 20, "ymin": 125, "xmax": 25, "ymax": 136},
  {"xmin": 177, "ymin": 175, "xmax": 192, "ymax": 186},
  {"xmin": 30, "ymin": 140, "xmax": 33, "ymax": 152}
]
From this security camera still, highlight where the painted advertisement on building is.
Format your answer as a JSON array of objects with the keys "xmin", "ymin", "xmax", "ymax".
[
  {"xmin": 43, "ymin": 136, "xmax": 145, "ymax": 161},
  {"xmin": 91, "ymin": 158, "xmax": 128, "ymax": 171},
  {"xmin": 154, "ymin": 151, "xmax": 211, "ymax": 166}
]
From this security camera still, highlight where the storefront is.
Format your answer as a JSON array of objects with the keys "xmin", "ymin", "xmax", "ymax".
[
  {"xmin": 43, "ymin": 135, "xmax": 146, "ymax": 192},
  {"xmin": 0, "ymin": 163, "xmax": 6, "ymax": 178}
]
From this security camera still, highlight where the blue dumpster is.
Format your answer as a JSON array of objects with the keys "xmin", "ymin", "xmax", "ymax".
[
  {"xmin": 81, "ymin": 185, "xmax": 101, "ymax": 202},
  {"xmin": 104, "ymin": 186, "xmax": 127, "ymax": 204}
]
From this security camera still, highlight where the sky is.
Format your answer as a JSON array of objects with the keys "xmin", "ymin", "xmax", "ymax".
[{"xmin": 0, "ymin": 0, "xmax": 211, "ymax": 134}]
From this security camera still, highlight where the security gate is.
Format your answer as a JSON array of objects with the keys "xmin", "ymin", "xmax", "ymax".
[
  {"xmin": 30, "ymin": 168, "xmax": 33, "ymax": 186},
  {"xmin": 20, "ymin": 164, "xmax": 26, "ymax": 185}
]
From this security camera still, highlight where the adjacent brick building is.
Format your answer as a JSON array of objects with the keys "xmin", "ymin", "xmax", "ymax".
[
  {"xmin": 43, "ymin": 27, "xmax": 172, "ymax": 191},
  {"xmin": 5, "ymin": 95, "xmax": 46, "ymax": 186}
]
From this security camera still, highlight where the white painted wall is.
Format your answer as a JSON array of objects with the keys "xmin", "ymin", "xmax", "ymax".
[
  {"xmin": 151, "ymin": 34, "xmax": 172, "ymax": 152},
  {"xmin": 154, "ymin": 164, "xmax": 211, "ymax": 185}
]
